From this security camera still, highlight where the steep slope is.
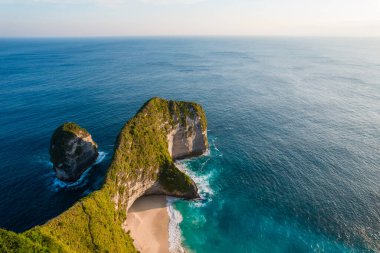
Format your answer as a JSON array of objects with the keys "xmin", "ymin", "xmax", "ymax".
[{"xmin": 0, "ymin": 97, "xmax": 208, "ymax": 253}]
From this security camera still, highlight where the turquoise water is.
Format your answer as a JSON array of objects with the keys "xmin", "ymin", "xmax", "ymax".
[{"xmin": 0, "ymin": 38, "xmax": 379, "ymax": 252}]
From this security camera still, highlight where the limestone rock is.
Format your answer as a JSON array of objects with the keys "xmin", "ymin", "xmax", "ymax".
[
  {"xmin": 168, "ymin": 114, "xmax": 208, "ymax": 160},
  {"xmin": 49, "ymin": 122, "xmax": 98, "ymax": 182}
]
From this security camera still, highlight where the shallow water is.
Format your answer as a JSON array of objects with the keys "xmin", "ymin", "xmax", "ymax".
[{"xmin": 0, "ymin": 37, "xmax": 379, "ymax": 252}]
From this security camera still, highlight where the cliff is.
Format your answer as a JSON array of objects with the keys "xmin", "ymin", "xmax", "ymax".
[
  {"xmin": 110, "ymin": 98, "xmax": 208, "ymax": 212},
  {"xmin": 168, "ymin": 108, "xmax": 208, "ymax": 160},
  {"xmin": 0, "ymin": 97, "xmax": 208, "ymax": 253},
  {"xmin": 50, "ymin": 123, "xmax": 99, "ymax": 182}
]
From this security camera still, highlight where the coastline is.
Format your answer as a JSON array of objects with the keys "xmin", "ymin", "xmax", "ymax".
[
  {"xmin": 124, "ymin": 196, "xmax": 170, "ymax": 253},
  {"xmin": 123, "ymin": 150, "xmax": 213, "ymax": 253}
]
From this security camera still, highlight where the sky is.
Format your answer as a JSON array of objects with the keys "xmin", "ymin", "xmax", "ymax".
[{"xmin": 0, "ymin": 0, "xmax": 380, "ymax": 37}]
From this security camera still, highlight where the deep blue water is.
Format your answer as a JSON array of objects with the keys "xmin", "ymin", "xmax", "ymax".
[{"xmin": 0, "ymin": 37, "xmax": 379, "ymax": 252}]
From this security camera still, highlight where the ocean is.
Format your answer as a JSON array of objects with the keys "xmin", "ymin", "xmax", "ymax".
[{"xmin": 0, "ymin": 37, "xmax": 379, "ymax": 252}]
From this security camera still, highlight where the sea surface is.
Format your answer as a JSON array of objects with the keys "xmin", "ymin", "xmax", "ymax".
[{"xmin": 0, "ymin": 37, "xmax": 379, "ymax": 252}]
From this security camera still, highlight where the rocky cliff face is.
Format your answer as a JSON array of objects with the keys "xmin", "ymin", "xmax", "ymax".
[
  {"xmin": 50, "ymin": 122, "xmax": 99, "ymax": 182},
  {"xmin": 168, "ymin": 114, "xmax": 208, "ymax": 160}
]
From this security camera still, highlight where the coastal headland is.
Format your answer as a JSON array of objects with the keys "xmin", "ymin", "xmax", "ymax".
[{"xmin": 0, "ymin": 97, "xmax": 208, "ymax": 252}]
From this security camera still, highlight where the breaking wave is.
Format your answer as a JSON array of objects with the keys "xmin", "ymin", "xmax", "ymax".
[{"xmin": 48, "ymin": 151, "xmax": 107, "ymax": 192}]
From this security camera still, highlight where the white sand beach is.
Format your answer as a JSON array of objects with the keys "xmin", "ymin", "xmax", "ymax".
[{"xmin": 125, "ymin": 196, "xmax": 169, "ymax": 253}]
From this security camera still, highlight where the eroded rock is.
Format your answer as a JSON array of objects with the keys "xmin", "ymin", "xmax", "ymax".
[{"xmin": 50, "ymin": 122, "xmax": 98, "ymax": 182}]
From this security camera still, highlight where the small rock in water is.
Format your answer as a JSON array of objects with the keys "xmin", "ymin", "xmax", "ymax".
[{"xmin": 49, "ymin": 122, "xmax": 98, "ymax": 182}]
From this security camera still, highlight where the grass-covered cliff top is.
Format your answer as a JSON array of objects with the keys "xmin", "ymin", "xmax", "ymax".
[
  {"xmin": 0, "ymin": 98, "xmax": 207, "ymax": 253},
  {"xmin": 53, "ymin": 122, "xmax": 90, "ymax": 138},
  {"xmin": 62, "ymin": 122, "xmax": 87, "ymax": 135}
]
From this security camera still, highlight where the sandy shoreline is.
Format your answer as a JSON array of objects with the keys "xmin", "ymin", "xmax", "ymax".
[{"xmin": 125, "ymin": 195, "xmax": 170, "ymax": 253}]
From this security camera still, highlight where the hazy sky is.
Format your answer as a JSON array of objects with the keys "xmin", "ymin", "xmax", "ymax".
[{"xmin": 1, "ymin": 0, "xmax": 380, "ymax": 37}]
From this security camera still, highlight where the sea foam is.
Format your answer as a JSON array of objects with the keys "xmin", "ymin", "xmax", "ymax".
[
  {"xmin": 167, "ymin": 141, "xmax": 220, "ymax": 252},
  {"xmin": 175, "ymin": 162, "xmax": 215, "ymax": 207},
  {"xmin": 49, "ymin": 151, "xmax": 107, "ymax": 192},
  {"xmin": 167, "ymin": 197, "xmax": 186, "ymax": 253}
]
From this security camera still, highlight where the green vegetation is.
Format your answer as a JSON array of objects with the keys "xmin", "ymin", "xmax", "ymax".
[
  {"xmin": 60, "ymin": 122, "xmax": 88, "ymax": 136},
  {"xmin": 108, "ymin": 97, "xmax": 207, "ymax": 216},
  {"xmin": 0, "ymin": 98, "xmax": 207, "ymax": 252},
  {"xmin": 22, "ymin": 191, "xmax": 138, "ymax": 253},
  {"xmin": 158, "ymin": 160, "xmax": 196, "ymax": 193},
  {"xmin": 0, "ymin": 229, "xmax": 51, "ymax": 253}
]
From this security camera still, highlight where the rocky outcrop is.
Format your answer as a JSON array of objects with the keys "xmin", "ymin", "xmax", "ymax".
[
  {"xmin": 49, "ymin": 122, "xmax": 99, "ymax": 182},
  {"xmin": 145, "ymin": 179, "xmax": 198, "ymax": 199}
]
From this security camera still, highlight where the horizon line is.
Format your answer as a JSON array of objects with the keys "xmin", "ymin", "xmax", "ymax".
[{"xmin": 2, "ymin": 35, "xmax": 380, "ymax": 39}]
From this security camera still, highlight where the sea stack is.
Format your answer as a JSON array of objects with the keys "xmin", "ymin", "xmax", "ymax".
[{"xmin": 49, "ymin": 122, "xmax": 99, "ymax": 182}]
